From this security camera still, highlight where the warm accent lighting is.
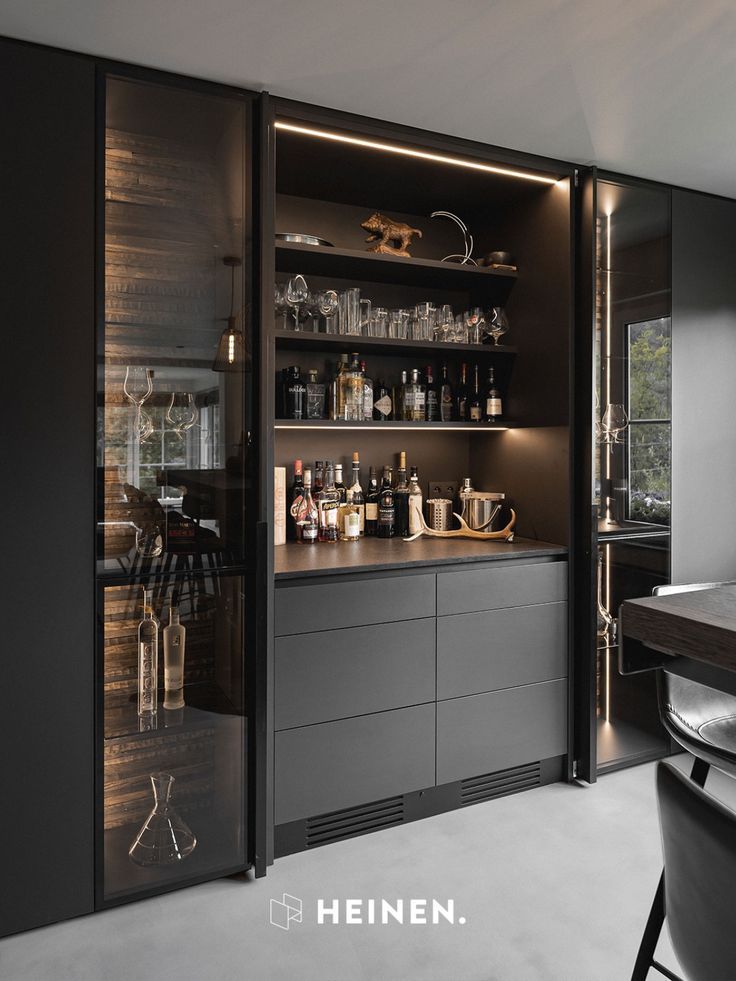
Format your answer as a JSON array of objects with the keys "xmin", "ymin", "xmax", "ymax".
[
  {"xmin": 274, "ymin": 423, "xmax": 509, "ymax": 431},
  {"xmin": 213, "ymin": 256, "xmax": 246, "ymax": 372},
  {"xmin": 275, "ymin": 121, "xmax": 559, "ymax": 185}
]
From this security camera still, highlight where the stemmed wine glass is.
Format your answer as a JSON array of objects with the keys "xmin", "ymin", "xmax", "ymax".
[
  {"xmin": 600, "ymin": 403, "xmax": 628, "ymax": 444},
  {"xmin": 274, "ymin": 284, "xmax": 289, "ymax": 330},
  {"xmin": 123, "ymin": 366, "xmax": 154, "ymax": 442},
  {"xmin": 487, "ymin": 307, "xmax": 510, "ymax": 345},
  {"xmin": 316, "ymin": 289, "xmax": 339, "ymax": 333},
  {"xmin": 285, "ymin": 275, "xmax": 309, "ymax": 332},
  {"xmin": 166, "ymin": 392, "xmax": 199, "ymax": 441}
]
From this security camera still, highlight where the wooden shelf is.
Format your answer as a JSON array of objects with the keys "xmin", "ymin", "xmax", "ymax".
[
  {"xmin": 273, "ymin": 329, "xmax": 517, "ymax": 359},
  {"xmin": 274, "ymin": 419, "xmax": 511, "ymax": 432},
  {"xmin": 275, "ymin": 240, "xmax": 517, "ymax": 291}
]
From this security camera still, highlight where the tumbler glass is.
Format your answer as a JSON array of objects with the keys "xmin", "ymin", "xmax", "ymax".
[
  {"xmin": 368, "ymin": 307, "xmax": 389, "ymax": 337},
  {"xmin": 339, "ymin": 288, "xmax": 371, "ymax": 336}
]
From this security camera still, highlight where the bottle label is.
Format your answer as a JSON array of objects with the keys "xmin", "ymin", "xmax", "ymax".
[
  {"xmin": 374, "ymin": 394, "xmax": 392, "ymax": 417},
  {"xmin": 366, "ymin": 502, "xmax": 378, "ymax": 520},
  {"xmin": 470, "ymin": 405, "xmax": 482, "ymax": 421},
  {"xmin": 289, "ymin": 495, "xmax": 303, "ymax": 518},
  {"xmin": 299, "ymin": 521, "xmax": 318, "ymax": 541},
  {"xmin": 378, "ymin": 506, "xmax": 395, "ymax": 524},
  {"xmin": 426, "ymin": 392, "xmax": 439, "ymax": 420},
  {"xmin": 345, "ymin": 511, "xmax": 361, "ymax": 536},
  {"xmin": 319, "ymin": 500, "xmax": 339, "ymax": 526},
  {"xmin": 486, "ymin": 397, "xmax": 502, "ymax": 416}
]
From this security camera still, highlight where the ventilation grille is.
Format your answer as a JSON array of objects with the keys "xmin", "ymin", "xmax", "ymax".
[
  {"xmin": 306, "ymin": 796, "xmax": 404, "ymax": 848},
  {"xmin": 460, "ymin": 762, "xmax": 541, "ymax": 806}
]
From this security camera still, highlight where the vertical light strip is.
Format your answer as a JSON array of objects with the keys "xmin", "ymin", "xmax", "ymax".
[
  {"xmin": 605, "ymin": 543, "xmax": 611, "ymax": 723},
  {"xmin": 605, "ymin": 212, "xmax": 612, "ymax": 488}
]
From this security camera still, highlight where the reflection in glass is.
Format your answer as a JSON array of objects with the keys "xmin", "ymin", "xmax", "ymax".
[
  {"xmin": 123, "ymin": 367, "xmax": 154, "ymax": 442},
  {"xmin": 166, "ymin": 392, "xmax": 199, "ymax": 441},
  {"xmin": 128, "ymin": 773, "xmax": 197, "ymax": 866}
]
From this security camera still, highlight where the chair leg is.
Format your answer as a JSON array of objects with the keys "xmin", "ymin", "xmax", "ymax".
[
  {"xmin": 690, "ymin": 756, "xmax": 709, "ymax": 788},
  {"xmin": 631, "ymin": 871, "xmax": 665, "ymax": 981}
]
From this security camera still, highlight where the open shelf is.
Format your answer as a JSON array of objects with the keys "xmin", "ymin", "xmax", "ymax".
[
  {"xmin": 273, "ymin": 329, "xmax": 517, "ymax": 359},
  {"xmin": 274, "ymin": 419, "xmax": 511, "ymax": 431},
  {"xmin": 105, "ymin": 683, "xmax": 240, "ymax": 741},
  {"xmin": 276, "ymin": 240, "xmax": 517, "ymax": 291},
  {"xmin": 597, "ymin": 519, "xmax": 671, "ymax": 542}
]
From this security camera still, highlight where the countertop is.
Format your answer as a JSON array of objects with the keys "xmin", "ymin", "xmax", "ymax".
[{"xmin": 274, "ymin": 535, "xmax": 567, "ymax": 580}]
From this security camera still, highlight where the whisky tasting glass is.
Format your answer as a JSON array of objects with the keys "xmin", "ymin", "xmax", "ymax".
[
  {"xmin": 600, "ymin": 403, "xmax": 629, "ymax": 444},
  {"xmin": 128, "ymin": 772, "xmax": 197, "ymax": 866},
  {"xmin": 123, "ymin": 366, "xmax": 154, "ymax": 441},
  {"xmin": 488, "ymin": 306, "xmax": 510, "ymax": 345},
  {"xmin": 285, "ymin": 275, "xmax": 310, "ymax": 332},
  {"xmin": 166, "ymin": 392, "xmax": 199, "ymax": 441},
  {"xmin": 315, "ymin": 289, "xmax": 339, "ymax": 333}
]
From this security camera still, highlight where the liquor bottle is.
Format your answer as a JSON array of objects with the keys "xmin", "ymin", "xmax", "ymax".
[
  {"xmin": 287, "ymin": 459, "xmax": 304, "ymax": 541},
  {"xmin": 365, "ymin": 466, "xmax": 380, "ymax": 536},
  {"xmin": 397, "ymin": 370, "xmax": 408, "ymax": 420},
  {"xmin": 484, "ymin": 366, "xmax": 503, "ymax": 421},
  {"xmin": 334, "ymin": 463, "xmax": 347, "ymax": 503},
  {"xmin": 313, "ymin": 460, "xmax": 324, "ymax": 497},
  {"xmin": 347, "ymin": 450, "xmax": 365, "ymax": 535},
  {"xmin": 361, "ymin": 360, "xmax": 373, "ymax": 421},
  {"xmin": 440, "ymin": 364, "xmax": 454, "ymax": 421},
  {"xmin": 468, "ymin": 364, "xmax": 483, "ymax": 421},
  {"xmin": 163, "ymin": 591, "xmax": 186, "ymax": 711},
  {"xmin": 376, "ymin": 466, "xmax": 395, "ymax": 538},
  {"xmin": 373, "ymin": 380, "xmax": 393, "ymax": 420},
  {"xmin": 316, "ymin": 462, "xmax": 340, "ymax": 543},
  {"xmin": 330, "ymin": 354, "xmax": 349, "ymax": 419},
  {"xmin": 286, "ymin": 366, "xmax": 306, "ymax": 419},
  {"xmin": 394, "ymin": 451, "xmax": 410, "ymax": 536},
  {"xmin": 295, "ymin": 467, "xmax": 319, "ymax": 544},
  {"xmin": 456, "ymin": 363, "xmax": 469, "ymax": 421},
  {"xmin": 425, "ymin": 366, "xmax": 439, "ymax": 421},
  {"xmin": 408, "ymin": 465, "xmax": 424, "ymax": 535},
  {"xmin": 340, "ymin": 353, "xmax": 364, "ymax": 422},
  {"xmin": 138, "ymin": 586, "xmax": 158, "ymax": 717},
  {"xmin": 306, "ymin": 369, "xmax": 326, "ymax": 419}
]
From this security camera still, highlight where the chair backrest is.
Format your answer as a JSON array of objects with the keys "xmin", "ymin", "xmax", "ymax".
[
  {"xmin": 653, "ymin": 581, "xmax": 736, "ymax": 597},
  {"xmin": 657, "ymin": 761, "xmax": 736, "ymax": 978}
]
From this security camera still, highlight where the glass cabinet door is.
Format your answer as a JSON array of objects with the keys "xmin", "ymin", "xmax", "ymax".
[
  {"xmin": 97, "ymin": 74, "xmax": 253, "ymax": 902},
  {"xmin": 593, "ymin": 178, "xmax": 672, "ymax": 772}
]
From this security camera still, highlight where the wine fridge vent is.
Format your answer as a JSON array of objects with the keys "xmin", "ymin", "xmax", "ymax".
[
  {"xmin": 305, "ymin": 796, "xmax": 405, "ymax": 848},
  {"xmin": 460, "ymin": 762, "xmax": 541, "ymax": 806}
]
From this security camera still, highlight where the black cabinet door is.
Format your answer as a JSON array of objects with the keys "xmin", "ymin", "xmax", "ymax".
[{"xmin": 0, "ymin": 39, "xmax": 95, "ymax": 936}]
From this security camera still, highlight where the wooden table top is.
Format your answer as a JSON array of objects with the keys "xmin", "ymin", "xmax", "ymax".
[{"xmin": 620, "ymin": 586, "xmax": 736, "ymax": 673}]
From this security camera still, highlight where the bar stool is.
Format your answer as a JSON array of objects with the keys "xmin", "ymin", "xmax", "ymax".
[
  {"xmin": 632, "ymin": 580, "xmax": 736, "ymax": 980},
  {"xmin": 646, "ymin": 761, "xmax": 736, "ymax": 980}
]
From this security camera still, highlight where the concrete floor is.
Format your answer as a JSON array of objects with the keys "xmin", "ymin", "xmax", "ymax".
[{"xmin": 6, "ymin": 756, "xmax": 729, "ymax": 981}]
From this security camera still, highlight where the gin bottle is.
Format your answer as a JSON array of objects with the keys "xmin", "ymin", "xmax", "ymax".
[
  {"xmin": 138, "ymin": 587, "xmax": 159, "ymax": 716},
  {"xmin": 163, "ymin": 591, "xmax": 186, "ymax": 710}
]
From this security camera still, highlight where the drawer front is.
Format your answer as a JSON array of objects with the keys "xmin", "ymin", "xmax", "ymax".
[
  {"xmin": 275, "ymin": 704, "xmax": 435, "ymax": 825},
  {"xmin": 437, "ymin": 560, "xmax": 567, "ymax": 616},
  {"xmin": 276, "ymin": 618, "xmax": 436, "ymax": 729},
  {"xmin": 437, "ymin": 602, "xmax": 567, "ymax": 699},
  {"xmin": 275, "ymin": 572, "xmax": 436, "ymax": 636},
  {"xmin": 436, "ymin": 679, "xmax": 567, "ymax": 785}
]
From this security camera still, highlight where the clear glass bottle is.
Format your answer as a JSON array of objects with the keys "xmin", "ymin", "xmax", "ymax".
[
  {"xmin": 342, "ymin": 353, "xmax": 364, "ymax": 421},
  {"xmin": 138, "ymin": 586, "xmax": 158, "ymax": 717},
  {"xmin": 405, "ymin": 369, "xmax": 426, "ymax": 421},
  {"xmin": 306, "ymin": 369, "xmax": 326, "ymax": 419},
  {"xmin": 295, "ymin": 467, "xmax": 319, "ymax": 544},
  {"xmin": 330, "ymin": 354, "xmax": 349, "ymax": 419},
  {"xmin": 317, "ymin": 462, "xmax": 340, "ymax": 543},
  {"xmin": 364, "ymin": 466, "xmax": 379, "ymax": 536},
  {"xmin": 468, "ymin": 364, "xmax": 483, "ymax": 421},
  {"xmin": 397, "ymin": 370, "xmax": 408, "ymax": 421},
  {"xmin": 361, "ymin": 360, "xmax": 373, "ymax": 421},
  {"xmin": 163, "ymin": 592, "xmax": 186, "ymax": 710},
  {"xmin": 377, "ymin": 466, "xmax": 395, "ymax": 538},
  {"xmin": 394, "ymin": 451, "xmax": 410, "ymax": 536},
  {"xmin": 128, "ymin": 772, "xmax": 197, "ymax": 867},
  {"xmin": 408, "ymin": 465, "xmax": 424, "ymax": 534}
]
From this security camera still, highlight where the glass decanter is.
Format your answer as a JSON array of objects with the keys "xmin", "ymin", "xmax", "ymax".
[{"xmin": 128, "ymin": 772, "xmax": 197, "ymax": 866}]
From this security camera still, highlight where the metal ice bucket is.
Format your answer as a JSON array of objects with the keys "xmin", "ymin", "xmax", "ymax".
[{"xmin": 460, "ymin": 491, "xmax": 505, "ymax": 531}]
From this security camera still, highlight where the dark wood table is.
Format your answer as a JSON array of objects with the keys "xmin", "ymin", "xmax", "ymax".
[{"xmin": 620, "ymin": 585, "xmax": 736, "ymax": 693}]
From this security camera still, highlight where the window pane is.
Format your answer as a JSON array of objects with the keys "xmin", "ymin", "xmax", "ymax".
[
  {"xmin": 629, "ymin": 422, "xmax": 671, "ymax": 524},
  {"xmin": 629, "ymin": 318, "xmax": 671, "ymax": 420}
]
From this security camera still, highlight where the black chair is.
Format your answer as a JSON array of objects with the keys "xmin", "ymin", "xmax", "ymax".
[
  {"xmin": 632, "ymin": 581, "xmax": 736, "ymax": 980},
  {"xmin": 639, "ymin": 761, "xmax": 736, "ymax": 980}
]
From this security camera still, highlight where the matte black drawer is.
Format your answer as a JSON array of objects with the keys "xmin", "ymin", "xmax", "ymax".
[
  {"xmin": 436, "ymin": 679, "xmax": 567, "ymax": 785},
  {"xmin": 437, "ymin": 560, "xmax": 567, "ymax": 616},
  {"xmin": 275, "ymin": 572, "xmax": 435, "ymax": 635},
  {"xmin": 437, "ymin": 602, "xmax": 567, "ymax": 699},
  {"xmin": 275, "ymin": 703, "xmax": 435, "ymax": 825},
  {"xmin": 275, "ymin": 618, "xmax": 436, "ymax": 729}
]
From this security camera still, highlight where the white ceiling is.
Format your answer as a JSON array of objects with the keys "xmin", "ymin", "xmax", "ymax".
[{"xmin": 4, "ymin": 0, "xmax": 736, "ymax": 197}]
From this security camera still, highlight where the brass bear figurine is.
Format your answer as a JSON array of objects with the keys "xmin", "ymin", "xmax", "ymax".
[{"xmin": 361, "ymin": 212, "xmax": 422, "ymax": 257}]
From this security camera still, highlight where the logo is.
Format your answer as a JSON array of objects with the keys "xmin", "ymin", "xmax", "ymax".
[{"xmin": 270, "ymin": 893, "xmax": 303, "ymax": 930}]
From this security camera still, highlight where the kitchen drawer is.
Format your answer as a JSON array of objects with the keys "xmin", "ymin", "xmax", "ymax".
[
  {"xmin": 275, "ymin": 703, "xmax": 435, "ymax": 825},
  {"xmin": 437, "ymin": 560, "xmax": 567, "ymax": 616},
  {"xmin": 275, "ymin": 618, "xmax": 436, "ymax": 729},
  {"xmin": 275, "ymin": 572, "xmax": 435, "ymax": 636},
  {"xmin": 436, "ymin": 679, "xmax": 567, "ymax": 785},
  {"xmin": 437, "ymin": 602, "xmax": 567, "ymax": 699}
]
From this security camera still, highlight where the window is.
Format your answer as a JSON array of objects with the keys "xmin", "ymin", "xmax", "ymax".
[{"xmin": 627, "ymin": 317, "xmax": 671, "ymax": 524}]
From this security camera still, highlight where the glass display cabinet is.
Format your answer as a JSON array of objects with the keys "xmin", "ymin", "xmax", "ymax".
[
  {"xmin": 96, "ymin": 72, "xmax": 259, "ymax": 903},
  {"xmin": 577, "ymin": 173, "xmax": 673, "ymax": 778}
]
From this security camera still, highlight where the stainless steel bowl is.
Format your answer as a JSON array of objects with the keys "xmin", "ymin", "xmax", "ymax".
[{"xmin": 276, "ymin": 232, "xmax": 334, "ymax": 247}]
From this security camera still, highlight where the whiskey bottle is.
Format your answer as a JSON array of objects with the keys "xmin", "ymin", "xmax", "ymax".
[
  {"xmin": 316, "ymin": 462, "xmax": 340, "ymax": 543},
  {"xmin": 295, "ymin": 468, "xmax": 319, "ymax": 544},
  {"xmin": 425, "ymin": 366, "xmax": 439, "ymax": 421},
  {"xmin": 347, "ymin": 450, "xmax": 365, "ymax": 535},
  {"xmin": 484, "ymin": 366, "xmax": 503, "ymax": 421},
  {"xmin": 376, "ymin": 466, "xmax": 395, "ymax": 538},
  {"xmin": 163, "ymin": 591, "xmax": 186, "ymax": 711},
  {"xmin": 285, "ymin": 366, "xmax": 306, "ymax": 419},
  {"xmin": 440, "ymin": 364, "xmax": 454, "ymax": 421},
  {"xmin": 373, "ymin": 380, "xmax": 393, "ymax": 420},
  {"xmin": 394, "ymin": 451, "xmax": 410, "ymax": 536},
  {"xmin": 138, "ymin": 586, "xmax": 158, "ymax": 717},
  {"xmin": 361, "ymin": 360, "xmax": 373, "ymax": 421},
  {"xmin": 287, "ymin": 459, "xmax": 304, "ymax": 541},
  {"xmin": 408, "ymin": 465, "xmax": 424, "ymax": 535},
  {"xmin": 365, "ymin": 466, "xmax": 379, "ymax": 536},
  {"xmin": 456, "ymin": 363, "xmax": 469, "ymax": 420},
  {"xmin": 334, "ymin": 463, "xmax": 347, "ymax": 503},
  {"xmin": 468, "ymin": 364, "xmax": 483, "ymax": 421}
]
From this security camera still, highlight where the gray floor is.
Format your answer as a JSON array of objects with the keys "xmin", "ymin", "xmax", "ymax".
[{"xmin": 6, "ymin": 756, "xmax": 730, "ymax": 981}]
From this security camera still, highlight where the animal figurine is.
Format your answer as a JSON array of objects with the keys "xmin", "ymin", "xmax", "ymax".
[{"xmin": 361, "ymin": 212, "xmax": 422, "ymax": 257}]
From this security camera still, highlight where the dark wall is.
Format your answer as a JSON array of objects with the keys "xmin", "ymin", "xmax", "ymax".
[
  {"xmin": 0, "ymin": 39, "xmax": 95, "ymax": 935},
  {"xmin": 671, "ymin": 190, "xmax": 736, "ymax": 583}
]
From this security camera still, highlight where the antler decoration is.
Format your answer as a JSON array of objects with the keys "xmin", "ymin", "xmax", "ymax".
[{"xmin": 404, "ymin": 509, "xmax": 517, "ymax": 543}]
